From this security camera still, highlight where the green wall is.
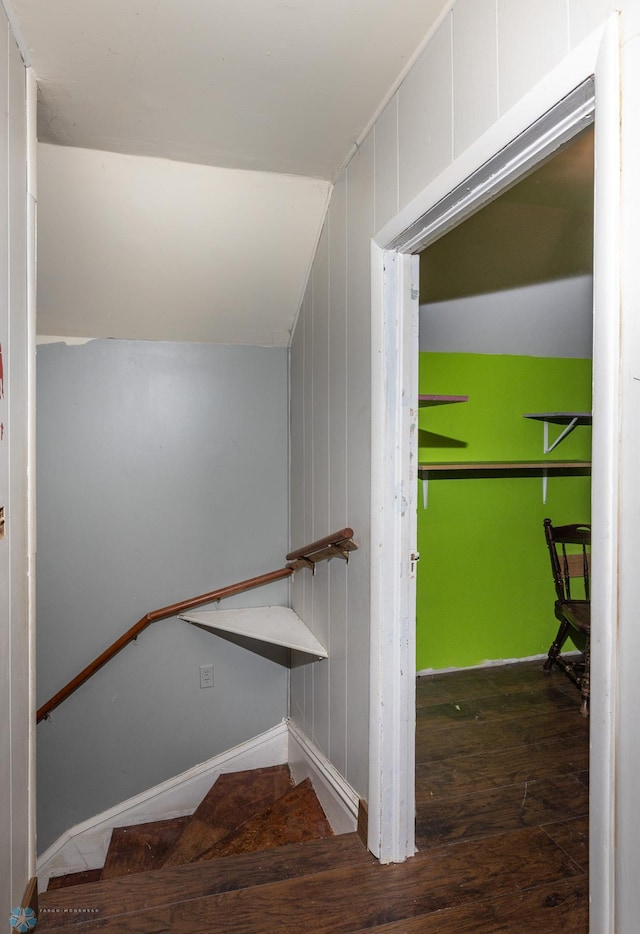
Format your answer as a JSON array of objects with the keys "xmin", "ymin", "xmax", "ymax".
[{"xmin": 416, "ymin": 352, "xmax": 592, "ymax": 671}]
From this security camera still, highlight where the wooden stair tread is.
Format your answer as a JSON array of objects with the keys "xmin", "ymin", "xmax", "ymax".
[
  {"xmin": 162, "ymin": 764, "xmax": 292, "ymax": 867},
  {"xmin": 37, "ymin": 826, "xmax": 582, "ymax": 933},
  {"xmin": 101, "ymin": 817, "xmax": 190, "ymax": 880},
  {"xmin": 36, "ymin": 833, "xmax": 371, "ymax": 929},
  {"xmin": 199, "ymin": 778, "xmax": 332, "ymax": 860},
  {"xmin": 47, "ymin": 868, "xmax": 103, "ymax": 891}
]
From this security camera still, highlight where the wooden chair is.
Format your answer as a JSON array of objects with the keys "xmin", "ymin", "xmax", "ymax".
[{"xmin": 543, "ymin": 518, "xmax": 591, "ymax": 717}]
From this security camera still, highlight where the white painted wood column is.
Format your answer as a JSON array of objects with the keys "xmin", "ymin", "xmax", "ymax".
[
  {"xmin": 588, "ymin": 16, "xmax": 621, "ymax": 933},
  {"xmin": 369, "ymin": 244, "xmax": 418, "ymax": 862}
]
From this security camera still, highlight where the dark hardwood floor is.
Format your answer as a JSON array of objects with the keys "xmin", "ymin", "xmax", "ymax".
[
  {"xmin": 38, "ymin": 660, "xmax": 589, "ymax": 932},
  {"xmin": 415, "ymin": 658, "xmax": 589, "ymax": 931}
]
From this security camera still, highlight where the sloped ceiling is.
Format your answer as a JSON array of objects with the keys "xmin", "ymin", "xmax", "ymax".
[
  {"xmin": 420, "ymin": 129, "xmax": 594, "ymax": 303},
  {"xmin": 7, "ymin": 0, "xmax": 452, "ymax": 342},
  {"xmin": 17, "ymin": 0, "xmax": 451, "ymax": 179},
  {"xmin": 36, "ymin": 143, "xmax": 331, "ymax": 345}
]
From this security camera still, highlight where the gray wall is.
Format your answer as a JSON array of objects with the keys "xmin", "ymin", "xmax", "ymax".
[
  {"xmin": 36, "ymin": 339, "xmax": 289, "ymax": 852},
  {"xmin": 420, "ymin": 275, "xmax": 593, "ymax": 357}
]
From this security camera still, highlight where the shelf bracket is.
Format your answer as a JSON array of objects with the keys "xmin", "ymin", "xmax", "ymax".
[
  {"xmin": 543, "ymin": 416, "xmax": 580, "ymax": 454},
  {"xmin": 297, "ymin": 556, "xmax": 316, "ymax": 575},
  {"xmin": 328, "ymin": 544, "xmax": 351, "ymax": 563},
  {"xmin": 422, "ymin": 473, "xmax": 429, "ymax": 509}
]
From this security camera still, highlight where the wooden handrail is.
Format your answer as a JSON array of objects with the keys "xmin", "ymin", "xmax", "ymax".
[
  {"xmin": 37, "ymin": 527, "xmax": 357, "ymax": 724},
  {"xmin": 36, "ymin": 567, "xmax": 294, "ymax": 723},
  {"xmin": 286, "ymin": 527, "xmax": 356, "ymax": 568}
]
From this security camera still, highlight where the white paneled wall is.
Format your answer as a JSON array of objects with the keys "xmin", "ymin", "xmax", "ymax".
[
  {"xmin": 398, "ymin": 17, "xmax": 453, "ymax": 209},
  {"xmin": 373, "ymin": 96, "xmax": 398, "ymax": 233},
  {"xmin": 327, "ymin": 173, "xmax": 349, "ymax": 777},
  {"xmin": 497, "ymin": 0, "xmax": 570, "ymax": 113},
  {"xmin": 0, "ymin": 10, "xmax": 32, "ymax": 919},
  {"xmin": 343, "ymin": 134, "xmax": 374, "ymax": 798},
  {"xmin": 290, "ymin": 0, "xmax": 616, "ymax": 804},
  {"xmin": 452, "ymin": 0, "xmax": 498, "ymax": 157},
  {"xmin": 309, "ymin": 224, "xmax": 330, "ymax": 755},
  {"xmin": 568, "ymin": 0, "xmax": 616, "ymax": 46}
]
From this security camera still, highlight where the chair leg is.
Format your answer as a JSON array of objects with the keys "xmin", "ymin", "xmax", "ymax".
[
  {"xmin": 579, "ymin": 637, "xmax": 590, "ymax": 717},
  {"xmin": 544, "ymin": 619, "xmax": 570, "ymax": 673}
]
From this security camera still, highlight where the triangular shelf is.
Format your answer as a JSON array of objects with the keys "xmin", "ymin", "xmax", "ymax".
[{"xmin": 180, "ymin": 605, "xmax": 328, "ymax": 659}]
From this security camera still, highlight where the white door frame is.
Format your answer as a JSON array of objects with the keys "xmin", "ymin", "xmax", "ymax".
[{"xmin": 369, "ymin": 17, "xmax": 620, "ymax": 928}]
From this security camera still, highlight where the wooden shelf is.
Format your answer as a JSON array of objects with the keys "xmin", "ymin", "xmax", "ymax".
[
  {"xmin": 418, "ymin": 460, "xmax": 591, "ymax": 475},
  {"xmin": 419, "ymin": 394, "xmax": 468, "ymax": 407},
  {"xmin": 180, "ymin": 605, "xmax": 328, "ymax": 660},
  {"xmin": 417, "ymin": 407, "xmax": 590, "ymax": 507},
  {"xmin": 418, "ymin": 460, "xmax": 590, "ymax": 508}
]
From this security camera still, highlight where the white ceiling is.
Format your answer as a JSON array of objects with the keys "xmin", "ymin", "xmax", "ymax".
[
  {"xmin": 10, "ymin": 0, "xmax": 451, "ymax": 343},
  {"xmin": 15, "ymin": 0, "xmax": 450, "ymax": 179}
]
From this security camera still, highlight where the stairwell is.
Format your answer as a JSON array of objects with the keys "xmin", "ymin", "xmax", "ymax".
[
  {"xmin": 35, "ymin": 531, "xmax": 367, "ymax": 932},
  {"xmin": 36, "ymin": 756, "xmax": 590, "ymax": 932},
  {"xmin": 38, "ymin": 764, "xmax": 359, "ymax": 931}
]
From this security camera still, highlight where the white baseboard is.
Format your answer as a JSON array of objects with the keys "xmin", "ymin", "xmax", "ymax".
[
  {"xmin": 38, "ymin": 718, "xmax": 361, "ymax": 890},
  {"xmin": 37, "ymin": 721, "xmax": 289, "ymax": 889},
  {"xmin": 286, "ymin": 720, "xmax": 359, "ymax": 835},
  {"xmin": 416, "ymin": 651, "xmax": 581, "ymax": 677}
]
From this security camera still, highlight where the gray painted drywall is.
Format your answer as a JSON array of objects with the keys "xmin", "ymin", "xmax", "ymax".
[
  {"xmin": 419, "ymin": 275, "xmax": 593, "ymax": 357},
  {"xmin": 36, "ymin": 340, "xmax": 289, "ymax": 852}
]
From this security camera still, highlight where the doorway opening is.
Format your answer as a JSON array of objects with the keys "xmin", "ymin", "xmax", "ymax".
[
  {"xmin": 416, "ymin": 126, "xmax": 594, "ymax": 675},
  {"xmin": 413, "ymin": 129, "xmax": 593, "ymax": 912},
  {"xmin": 368, "ymin": 68, "xmax": 619, "ymax": 868}
]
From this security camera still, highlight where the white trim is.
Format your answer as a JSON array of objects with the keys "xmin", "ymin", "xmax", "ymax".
[
  {"xmin": 25, "ymin": 64, "xmax": 37, "ymax": 878},
  {"xmin": 36, "ymin": 722, "xmax": 289, "ymax": 888},
  {"xmin": 589, "ymin": 15, "xmax": 621, "ymax": 934},
  {"xmin": 1, "ymin": 0, "xmax": 31, "ymax": 66},
  {"xmin": 385, "ymin": 82, "xmax": 594, "ymax": 256},
  {"xmin": 369, "ymin": 246, "xmax": 419, "ymax": 863},
  {"xmin": 369, "ymin": 34, "xmax": 609, "ymax": 869},
  {"xmin": 287, "ymin": 721, "xmax": 359, "ymax": 835}
]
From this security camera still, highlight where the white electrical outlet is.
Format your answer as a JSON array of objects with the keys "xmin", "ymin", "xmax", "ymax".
[{"xmin": 199, "ymin": 664, "xmax": 214, "ymax": 689}]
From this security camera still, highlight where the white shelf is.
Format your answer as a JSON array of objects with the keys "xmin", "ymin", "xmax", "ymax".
[{"xmin": 180, "ymin": 605, "xmax": 328, "ymax": 659}]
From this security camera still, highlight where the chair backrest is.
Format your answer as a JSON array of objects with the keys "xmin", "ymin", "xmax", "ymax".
[{"xmin": 543, "ymin": 518, "xmax": 591, "ymax": 604}]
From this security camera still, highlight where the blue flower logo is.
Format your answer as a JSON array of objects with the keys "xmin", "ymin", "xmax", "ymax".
[{"xmin": 9, "ymin": 907, "xmax": 37, "ymax": 931}]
